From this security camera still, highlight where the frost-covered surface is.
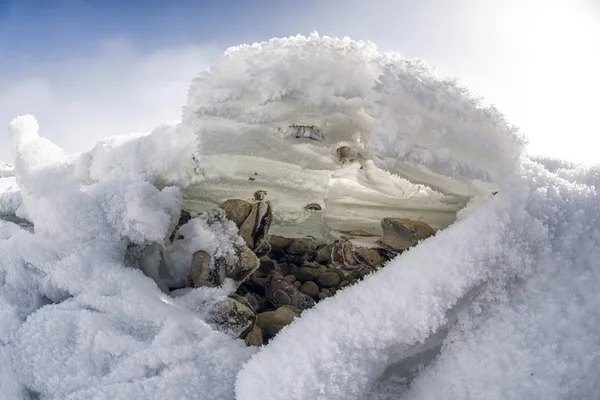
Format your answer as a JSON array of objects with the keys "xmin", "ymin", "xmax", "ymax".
[
  {"xmin": 237, "ymin": 158, "xmax": 600, "ymax": 399},
  {"xmin": 0, "ymin": 177, "xmax": 22, "ymax": 214},
  {"xmin": 1, "ymin": 34, "xmax": 599, "ymax": 400},
  {"xmin": 164, "ymin": 211, "xmax": 244, "ymax": 288},
  {"xmin": 0, "ymin": 116, "xmax": 254, "ymax": 399},
  {"xmin": 0, "ymin": 161, "xmax": 14, "ymax": 177}
]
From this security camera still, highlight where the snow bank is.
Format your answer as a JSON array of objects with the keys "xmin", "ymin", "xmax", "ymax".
[{"xmin": 0, "ymin": 116, "xmax": 254, "ymax": 399}]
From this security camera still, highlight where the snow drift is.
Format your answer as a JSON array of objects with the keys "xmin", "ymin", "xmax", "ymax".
[{"xmin": 1, "ymin": 33, "xmax": 598, "ymax": 399}]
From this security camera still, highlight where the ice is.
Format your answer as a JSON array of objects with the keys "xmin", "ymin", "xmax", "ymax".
[{"xmin": 1, "ymin": 34, "xmax": 599, "ymax": 400}]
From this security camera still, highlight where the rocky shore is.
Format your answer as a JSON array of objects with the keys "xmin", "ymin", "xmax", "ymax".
[{"xmin": 165, "ymin": 191, "xmax": 436, "ymax": 347}]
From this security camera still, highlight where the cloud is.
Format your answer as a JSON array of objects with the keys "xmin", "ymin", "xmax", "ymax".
[{"xmin": 0, "ymin": 38, "xmax": 220, "ymax": 162}]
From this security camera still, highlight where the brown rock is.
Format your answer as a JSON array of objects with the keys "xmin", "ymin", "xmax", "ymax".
[
  {"xmin": 265, "ymin": 271, "xmax": 315, "ymax": 310},
  {"xmin": 332, "ymin": 268, "xmax": 346, "ymax": 282},
  {"xmin": 284, "ymin": 274, "xmax": 297, "ymax": 284},
  {"xmin": 220, "ymin": 199, "xmax": 252, "ymax": 228},
  {"xmin": 254, "ymin": 190, "xmax": 267, "ymax": 201},
  {"xmin": 315, "ymin": 244, "xmax": 332, "ymax": 264},
  {"xmin": 190, "ymin": 250, "xmax": 214, "ymax": 288},
  {"xmin": 300, "ymin": 281, "xmax": 319, "ymax": 298},
  {"xmin": 232, "ymin": 246, "xmax": 260, "ymax": 282},
  {"xmin": 268, "ymin": 235, "xmax": 292, "ymax": 252},
  {"xmin": 239, "ymin": 202, "xmax": 273, "ymax": 250},
  {"xmin": 380, "ymin": 218, "xmax": 435, "ymax": 251},
  {"xmin": 321, "ymin": 288, "xmax": 333, "ymax": 297},
  {"xmin": 259, "ymin": 257, "xmax": 278, "ymax": 273},
  {"xmin": 316, "ymin": 271, "xmax": 341, "ymax": 287},
  {"xmin": 244, "ymin": 325, "xmax": 264, "ymax": 346},
  {"xmin": 208, "ymin": 298, "xmax": 256, "ymax": 338},
  {"xmin": 293, "ymin": 281, "xmax": 302, "ymax": 289},
  {"xmin": 354, "ymin": 247, "xmax": 386, "ymax": 269},
  {"xmin": 295, "ymin": 266, "xmax": 321, "ymax": 282},
  {"xmin": 257, "ymin": 306, "xmax": 299, "ymax": 337},
  {"xmin": 286, "ymin": 237, "xmax": 315, "ymax": 256},
  {"xmin": 339, "ymin": 280, "xmax": 350, "ymax": 288}
]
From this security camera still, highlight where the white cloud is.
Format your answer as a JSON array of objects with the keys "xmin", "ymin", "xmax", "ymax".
[{"xmin": 0, "ymin": 38, "xmax": 220, "ymax": 162}]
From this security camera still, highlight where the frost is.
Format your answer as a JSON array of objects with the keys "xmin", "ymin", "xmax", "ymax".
[{"xmin": 164, "ymin": 209, "xmax": 244, "ymax": 288}]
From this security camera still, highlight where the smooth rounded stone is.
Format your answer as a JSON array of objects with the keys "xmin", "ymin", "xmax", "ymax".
[
  {"xmin": 318, "ymin": 292, "xmax": 328, "ymax": 300},
  {"xmin": 244, "ymin": 325, "xmax": 264, "ymax": 347},
  {"xmin": 255, "ymin": 295, "xmax": 269, "ymax": 313},
  {"xmin": 329, "ymin": 287, "xmax": 337, "ymax": 295},
  {"xmin": 243, "ymin": 293, "xmax": 260, "ymax": 313},
  {"xmin": 295, "ymin": 266, "xmax": 321, "ymax": 282},
  {"xmin": 265, "ymin": 271, "xmax": 315, "ymax": 310},
  {"xmin": 259, "ymin": 257, "xmax": 278, "ymax": 273},
  {"xmin": 229, "ymin": 294, "xmax": 254, "ymax": 311},
  {"xmin": 349, "ymin": 278, "xmax": 358, "ymax": 285},
  {"xmin": 248, "ymin": 270, "xmax": 267, "ymax": 290},
  {"xmin": 332, "ymin": 268, "xmax": 346, "ymax": 282},
  {"xmin": 316, "ymin": 271, "xmax": 341, "ymax": 287},
  {"xmin": 287, "ymin": 264, "xmax": 299, "ymax": 276},
  {"xmin": 190, "ymin": 250, "xmax": 214, "ymax": 288},
  {"xmin": 358, "ymin": 270, "xmax": 373, "ymax": 279},
  {"xmin": 284, "ymin": 274, "xmax": 297, "ymax": 284},
  {"xmin": 339, "ymin": 280, "xmax": 350, "ymax": 288},
  {"xmin": 220, "ymin": 199, "xmax": 253, "ymax": 228},
  {"xmin": 286, "ymin": 237, "xmax": 315, "ymax": 256},
  {"xmin": 315, "ymin": 244, "xmax": 332, "ymax": 264},
  {"xmin": 256, "ymin": 306, "xmax": 299, "ymax": 337},
  {"xmin": 230, "ymin": 246, "xmax": 260, "ymax": 282},
  {"xmin": 238, "ymin": 201, "xmax": 273, "ymax": 250},
  {"xmin": 254, "ymin": 190, "xmax": 267, "ymax": 201},
  {"xmin": 300, "ymin": 281, "xmax": 320, "ymax": 298},
  {"xmin": 293, "ymin": 281, "xmax": 302, "ymax": 289},
  {"xmin": 321, "ymin": 288, "xmax": 333, "ymax": 297},
  {"xmin": 268, "ymin": 235, "xmax": 293, "ymax": 252},
  {"xmin": 380, "ymin": 218, "xmax": 435, "ymax": 251},
  {"xmin": 353, "ymin": 247, "xmax": 387, "ymax": 269},
  {"xmin": 208, "ymin": 298, "xmax": 256, "ymax": 338}
]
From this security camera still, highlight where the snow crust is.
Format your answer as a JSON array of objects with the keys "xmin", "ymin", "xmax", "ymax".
[{"xmin": 1, "ymin": 34, "xmax": 598, "ymax": 400}]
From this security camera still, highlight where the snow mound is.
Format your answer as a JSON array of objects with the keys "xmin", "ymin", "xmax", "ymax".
[{"xmin": 1, "ymin": 116, "xmax": 254, "ymax": 399}]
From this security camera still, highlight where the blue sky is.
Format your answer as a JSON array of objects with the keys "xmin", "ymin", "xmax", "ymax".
[{"xmin": 1, "ymin": 0, "xmax": 599, "ymax": 163}]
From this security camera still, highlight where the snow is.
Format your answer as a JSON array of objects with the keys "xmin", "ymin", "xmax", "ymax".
[
  {"xmin": 1, "ymin": 116, "xmax": 255, "ymax": 399},
  {"xmin": 0, "ymin": 161, "xmax": 14, "ymax": 177},
  {"xmin": 1, "ymin": 33, "xmax": 599, "ymax": 399}
]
